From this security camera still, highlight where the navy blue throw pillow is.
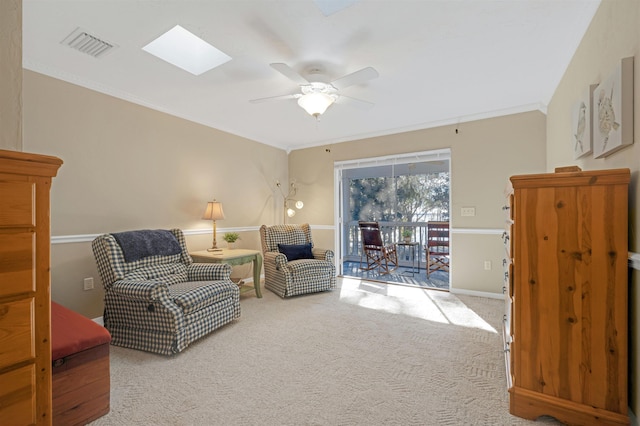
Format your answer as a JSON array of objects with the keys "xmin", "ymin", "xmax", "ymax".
[{"xmin": 278, "ymin": 243, "xmax": 314, "ymax": 261}]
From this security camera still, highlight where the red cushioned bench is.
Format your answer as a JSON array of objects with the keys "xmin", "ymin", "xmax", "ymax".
[{"xmin": 51, "ymin": 301, "xmax": 111, "ymax": 426}]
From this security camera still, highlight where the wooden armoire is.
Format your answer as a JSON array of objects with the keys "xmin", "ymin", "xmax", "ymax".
[
  {"xmin": 504, "ymin": 167, "xmax": 630, "ymax": 426},
  {"xmin": 0, "ymin": 149, "xmax": 62, "ymax": 425}
]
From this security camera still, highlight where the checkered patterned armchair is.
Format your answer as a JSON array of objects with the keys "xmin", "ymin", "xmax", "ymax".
[
  {"xmin": 259, "ymin": 223, "xmax": 336, "ymax": 298},
  {"xmin": 92, "ymin": 228, "xmax": 240, "ymax": 355}
]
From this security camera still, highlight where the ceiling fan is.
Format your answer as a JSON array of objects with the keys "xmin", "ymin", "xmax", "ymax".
[{"xmin": 250, "ymin": 63, "xmax": 379, "ymax": 119}]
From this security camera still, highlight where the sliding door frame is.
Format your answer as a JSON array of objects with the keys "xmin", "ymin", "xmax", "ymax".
[{"xmin": 333, "ymin": 148, "xmax": 452, "ymax": 276}]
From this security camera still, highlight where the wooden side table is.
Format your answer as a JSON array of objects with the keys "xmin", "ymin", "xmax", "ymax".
[{"xmin": 190, "ymin": 249, "xmax": 263, "ymax": 298}]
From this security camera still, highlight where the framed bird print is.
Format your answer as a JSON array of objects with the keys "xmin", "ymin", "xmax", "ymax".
[
  {"xmin": 592, "ymin": 56, "xmax": 634, "ymax": 158},
  {"xmin": 572, "ymin": 85, "xmax": 595, "ymax": 159}
]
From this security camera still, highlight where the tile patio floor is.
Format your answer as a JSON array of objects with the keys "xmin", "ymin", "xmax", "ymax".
[{"xmin": 341, "ymin": 260, "xmax": 450, "ymax": 291}]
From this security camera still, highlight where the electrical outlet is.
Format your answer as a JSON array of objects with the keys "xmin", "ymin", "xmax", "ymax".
[
  {"xmin": 484, "ymin": 261, "xmax": 492, "ymax": 270},
  {"xmin": 461, "ymin": 207, "xmax": 476, "ymax": 217},
  {"xmin": 83, "ymin": 277, "xmax": 94, "ymax": 291}
]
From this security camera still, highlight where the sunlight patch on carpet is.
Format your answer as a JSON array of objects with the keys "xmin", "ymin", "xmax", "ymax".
[{"xmin": 339, "ymin": 277, "xmax": 497, "ymax": 333}]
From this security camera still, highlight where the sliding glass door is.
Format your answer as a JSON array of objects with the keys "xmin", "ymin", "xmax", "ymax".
[{"xmin": 334, "ymin": 149, "xmax": 451, "ymax": 281}]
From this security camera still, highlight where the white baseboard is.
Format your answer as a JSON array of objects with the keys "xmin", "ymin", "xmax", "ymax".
[{"xmin": 450, "ymin": 288, "xmax": 504, "ymax": 300}]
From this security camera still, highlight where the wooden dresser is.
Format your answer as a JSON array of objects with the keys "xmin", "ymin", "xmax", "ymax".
[
  {"xmin": 504, "ymin": 167, "xmax": 630, "ymax": 426},
  {"xmin": 0, "ymin": 150, "xmax": 62, "ymax": 425}
]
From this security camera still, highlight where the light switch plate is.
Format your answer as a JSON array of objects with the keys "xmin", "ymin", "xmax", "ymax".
[
  {"xmin": 83, "ymin": 277, "xmax": 94, "ymax": 290},
  {"xmin": 461, "ymin": 207, "xmax": 476, "ymax": 216}
]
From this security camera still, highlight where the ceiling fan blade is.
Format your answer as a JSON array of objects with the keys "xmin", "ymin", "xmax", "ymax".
[
  {"xmin": 331, "ymin": 67, "xmax": 379, "ymax": 90},
  {"xmin": 337, "ymin": 95, "xmax": 375, "ymax": 110},
  {"xmin": 270, "ymin": 63, "xmax": 309, "ymax": 85},
  {"xmin": 249, "ymin": 93, "xmax": 300, "ymax": 104}
]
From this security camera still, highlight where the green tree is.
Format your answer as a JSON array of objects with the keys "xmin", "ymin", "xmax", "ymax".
[{"xmin": 349, "ymin": 172, "xmax": 449, "ymax": 222}]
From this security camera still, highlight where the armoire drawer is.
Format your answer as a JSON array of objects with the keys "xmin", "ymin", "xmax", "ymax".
[
  {"xmin": 0, "ymin": 181, "xmax": 34, "ymax": 227},
  {"xmin": 0, "ymin": 232, "xmax": 35, "ymax": 297},
  {"xmin": 0, "ymin": 364, "xmax": 36, "ymax": 425},
  {"xmin": 0, "ymin": 298, "xmax": 35, "ymax": 369}
]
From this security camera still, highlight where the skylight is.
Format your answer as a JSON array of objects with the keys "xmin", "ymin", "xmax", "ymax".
[{"xmin": 142, "ymin": 25, "xmax": 231, "ymax": 76}]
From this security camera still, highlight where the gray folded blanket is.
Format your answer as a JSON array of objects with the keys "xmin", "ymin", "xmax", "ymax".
[{"xmin": 112, "ymin": 229, "xmax": 181, "ymax": 262}]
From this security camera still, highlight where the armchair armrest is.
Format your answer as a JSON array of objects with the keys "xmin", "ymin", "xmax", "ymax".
[
  {"xmin": 110, "ymin": 279, "xmax": 169, "ymax": 301},
  {"xmin": 187, "ymin": 263, "xmax": 232, "ymax": 281},
  {"xmin": 312, "ymin": 248, "xmax": 334, "ymax": 262},
  {"xmin": 264, "ymin": 251, "xmax": 288, "ymax": 270}
]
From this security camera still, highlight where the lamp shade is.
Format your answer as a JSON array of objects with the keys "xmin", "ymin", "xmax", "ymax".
[
  {"xmin": 297, "ymin": 92, "xmax": 335, "ymax": 117},
  {"xmin": 202, "ymin": 200, "xmax": 225, "ymax": 220}
]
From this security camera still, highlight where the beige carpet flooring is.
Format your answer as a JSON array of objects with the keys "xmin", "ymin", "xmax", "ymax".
[{"xmin": 90, "ymin": 277, "xmax": 562, "ymax": 425}]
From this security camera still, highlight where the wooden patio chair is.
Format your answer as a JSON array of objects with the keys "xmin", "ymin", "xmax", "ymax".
[
  {"xmin": 426, "ymin": 221, "xmax": 450, "ymax": 277},
  {"xmin": 358, "ymin": 221, "xmax": 398, "ymax": 274}
]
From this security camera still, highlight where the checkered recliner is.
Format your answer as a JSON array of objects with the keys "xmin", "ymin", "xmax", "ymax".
[
  {"xmin": 259, "ymin": 223, "xmax": 336, "ymax": 298},
  {"xmin": 92, "ymin": 228, "xmax": 240, "ymax": 355}
]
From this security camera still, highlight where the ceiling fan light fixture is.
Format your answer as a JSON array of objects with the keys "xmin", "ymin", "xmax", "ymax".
[{"xmin": 297, "ymin": 92, "xmax": 335, "ymax": 118}]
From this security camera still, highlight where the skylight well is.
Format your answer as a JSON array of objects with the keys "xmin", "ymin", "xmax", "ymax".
[{"xmin": 142, "ymin": 25, "xmax": 231, "ymax": 76}]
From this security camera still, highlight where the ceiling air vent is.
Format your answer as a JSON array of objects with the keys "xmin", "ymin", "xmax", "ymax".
[{"xmin": 61, "ymin": 27, "xmax": 117, "ymax": 58}]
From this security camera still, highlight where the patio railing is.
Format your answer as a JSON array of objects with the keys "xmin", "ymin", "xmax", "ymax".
[{"xmin": 343, "ymin": 221, "xmax": 444, "ymax": 267}]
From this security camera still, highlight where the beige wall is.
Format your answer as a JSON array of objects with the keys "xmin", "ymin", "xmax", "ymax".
[
  {"xmin": 12, "ymin": 0, "xmax": 639, "ymax": 419},
  {"xmin": 546, "ymin": 0, "xmax": 639, "ymax": 417},
  {"xmin": 547, "ymin": 0, "xmax": 640, "ymax": 248},
  {"xmin": 21, "ymin": 67, "xmax": 546, "ymax": 314},
  {"xmin": 0, "ymin": 0, "xmax": 22, "ymax": 151},
  {"xmin": 289, "ymin": 111, "xmax": 547, "ymax": 295},
  {"xmin": 23, "ymin": 71, "xmax": 288, "ymax": 318}
]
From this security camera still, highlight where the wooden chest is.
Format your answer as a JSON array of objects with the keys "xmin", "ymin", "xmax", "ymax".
[
  {"xmin": 506, "ymin": 167, "xmax": 630, "ymax": 425},
  {"xmin": 51, "ymin": 302, "xmax": 111, "ymax": 426}
]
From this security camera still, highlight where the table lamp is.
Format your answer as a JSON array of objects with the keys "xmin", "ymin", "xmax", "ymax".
[{"xmin": 202, "ymin": 200, "xmax": 225, "ymax": 251}]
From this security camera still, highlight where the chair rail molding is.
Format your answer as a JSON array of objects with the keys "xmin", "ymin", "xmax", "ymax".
[
  {"xmin": 51, "ymin": 224, "xmax": 639, "ymax": 274},
  {"xmin": 51, "ymin": 225, "xmax": 336, "ymax": 244}
]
